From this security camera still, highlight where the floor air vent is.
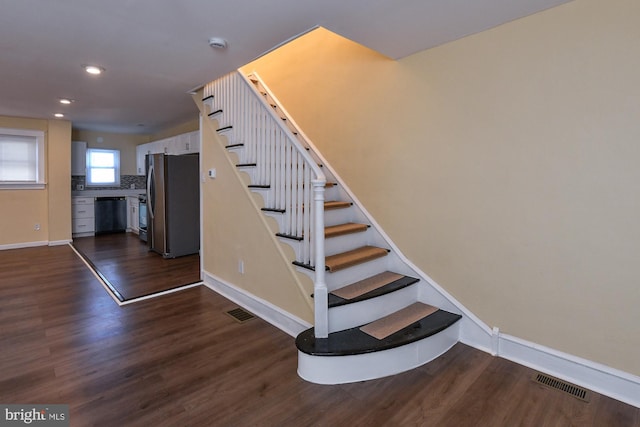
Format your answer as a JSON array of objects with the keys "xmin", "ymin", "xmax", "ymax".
[
  {"xmin": 226, "ymin": 307, "xmax": 255, "ymax": 323},
  {"xmin": 533, "ymin": 373, "xmax": 590, "ymax": 402}
]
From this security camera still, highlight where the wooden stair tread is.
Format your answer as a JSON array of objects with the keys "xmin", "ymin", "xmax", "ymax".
[
  {"xmin": 360, "ymin": 302, "xmax": 438, "ymax": 340},
  {"xmin": 324, "ymin": 201, "xmax": 352, "ymax": 210},
  {"xmin": 324, "ymin": 222, "xmax": 368, "ymax": 238},
  {"xmin": 296, "ymin": 309, "xmax": 462, "ymax": 356},
  {"xmin": 276, "ymin": 222, "xmax": 368, "ymax": 242},
  {"xmin": 260, "ymin": 197, "xmax": 341, "ymax": 215},
  {"xmin": 325, "ymin": 246, "xmax": 389, "ymax": 272}
]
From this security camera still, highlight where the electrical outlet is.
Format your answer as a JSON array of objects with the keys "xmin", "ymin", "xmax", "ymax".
[
  {"xmin": 34, "ymin": 223, "xmax": 40, "ymax": 231},
  {"xmin": 238, "ymin": 260, "xmax": 244, "ymax": 274}
]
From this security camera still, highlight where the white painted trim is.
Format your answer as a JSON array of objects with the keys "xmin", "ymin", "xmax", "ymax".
[
  {"xmin": 298, "ymin": 322, "xmax": 460, "ymax": 384},
  {"xmin": 199, "ymin": 113, "xmax": 205, "ymax": 282},
  {"xmin": 203, "ymin": 270, "xmax": 312, "ymax": 337},
  {"xmin": 495, "ymin": 331, "xmax": 640, "ymax": 408},
  {"xmin": 70, "ymin": 242, "xmax": 204, "ymax": 306},
  {"xmin": 120, "ymin": 282, "xmax": 203, "ymax": 305},
  {"xmin": 49, "ymin": 239, "xmax": 72, "ymax": 246},
  {"xmin": 68, "ymin": 243, "xmax": 123, "ymax": 306},
  {"xmin": 0, "ymin": 240, "xmax": 48, "ymax": 251}
]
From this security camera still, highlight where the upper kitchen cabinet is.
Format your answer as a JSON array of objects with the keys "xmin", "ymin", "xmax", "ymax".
[
  {"xmin": 135, "ymin": 144, "xmax": 150, "ymax": 176},
  {"xmin": 71, "ymin": 141, "xmax": 87, "ymax": 175},
  {"xmin": 135, "ymin": 130, "xmax": 200, "ymax": 175},
  {"xmin": 173, "ymin": 131, "xmax": 200, "ymax": 155}
]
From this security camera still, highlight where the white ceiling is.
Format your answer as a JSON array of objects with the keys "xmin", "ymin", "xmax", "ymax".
[{"xmin": 0, "ymin": 0, "xmax": 571, "ymax": 134}]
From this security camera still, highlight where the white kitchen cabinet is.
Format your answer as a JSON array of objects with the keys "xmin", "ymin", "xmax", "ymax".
[
  {"xmin": 127, "ymin": 196, "xmax": 140, "ymax": 233},
  {"xmin": 172, "ymin": 131, "xmax": 199, "ymax": 154},
  {"xmin": 187, "ymin": 131, "xmax": 200, "ymax": 153},
  {"xmin": 72, "ymin": 197, "xmax": 95, "ymax": 237},
  {"xmin": 135, "ymin": 130, "xmax": 200, "ymax": 175},
  {"xmin": 154, "ymin": 137, "xmax": 175, "ymax": 154},
  {"xmin": 136, "ymin": 143, "xmax": 151, "ymax": 176},
  {"xmin": 71, "ymin": 141, "xmax": 87, "ymax": 175}
]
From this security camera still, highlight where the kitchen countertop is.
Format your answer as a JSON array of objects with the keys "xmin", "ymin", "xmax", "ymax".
[{"xmin": 72, "ymin": 189, "xmax": 146, "ymax": 198}]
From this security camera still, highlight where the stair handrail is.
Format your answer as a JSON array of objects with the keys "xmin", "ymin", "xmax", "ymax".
[{"xmin": 237, "ymin": 72, "xmax": 329, "ymax": 339}]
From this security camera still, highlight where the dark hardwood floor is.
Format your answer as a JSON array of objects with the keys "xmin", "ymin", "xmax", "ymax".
[
  {"xmin": 72, "ymin": 233, "xmax": 200, "ymax": 301},
  {"xmin": 1, "ymin": 245, "xmax": 638, "ymax": 426}
]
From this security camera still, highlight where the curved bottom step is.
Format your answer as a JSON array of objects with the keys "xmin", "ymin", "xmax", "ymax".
[{"xmin": 297, "ymin": 320, "xmax": 461, "ymax": 384}]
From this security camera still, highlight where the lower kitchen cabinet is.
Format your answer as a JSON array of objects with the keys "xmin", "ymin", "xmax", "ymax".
[
  {"xmin": 72, "ymin": 197, "xmax": 95, "ymax": 237},
  {"xmin": 127, "ymin": 196, "xmax": 140, "ymax": 233}
]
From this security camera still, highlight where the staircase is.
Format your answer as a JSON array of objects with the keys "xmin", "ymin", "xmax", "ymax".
[{"xmin": 202, "ymin": 71, "xmax": 463, "ymax": 384}]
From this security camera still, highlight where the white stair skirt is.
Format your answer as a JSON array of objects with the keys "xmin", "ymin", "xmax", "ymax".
[{"xmin": 297, "ymin": 321, "xmax": 460, "ymax": 384}]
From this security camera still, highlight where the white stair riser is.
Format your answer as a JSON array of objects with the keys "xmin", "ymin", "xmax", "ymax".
[
  {"xmin": 276, "ymin": 237, "xmax": 303, "ymax": 261},
  {"xmin": 264, "ymin": 211, "xmax": 285, "ymax": 233},
  {"xmin": 323, "ymin": 208, "xmax": 354, "ymax": 226},
  {"xmin": 328, "ymin": 284, "xmax": 419, "ymax": 332},
  {"xmin": 295, "ymin": 257, "xmax": 391, "ymax": 292},
  {"xmin": 203, "ymin": 99, "xmax": 214, "ymax": 113},
  {"xmin": 235, "ymin": 167, "xmax": 256, "ymax": 183},
  {"xmin": 208, "ymin": 111, "xmax": 223, "ymax": 121},
  {"xmin": 297, "ymin": 322, "xmax": 460, "ymax": 384},
  {"xmin": 324, "ymin": 232, "xmax": 370, "ymax": 255}
]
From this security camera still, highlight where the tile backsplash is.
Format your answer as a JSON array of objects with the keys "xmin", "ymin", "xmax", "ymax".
[{"xmin": 72, "ymin": 175, "xmax": 146, "ymax": 191}]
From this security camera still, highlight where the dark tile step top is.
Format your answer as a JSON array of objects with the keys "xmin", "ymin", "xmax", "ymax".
[
  {"xmin": 296, "ymin": 309, "xmax": 462, "ymax": 356},
  {"xmin": 328, "ymin": 275, "xmax": 420, "ymax": 308}
]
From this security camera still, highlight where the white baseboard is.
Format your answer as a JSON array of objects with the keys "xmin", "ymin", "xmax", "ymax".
[
  {"xmin": 494, "ymin": 330, "xmax": 640, "ymax": 408},
  {"xmin": 49, "ymin": 239, "xmax": 72, "ymax": 246},
  {"xmin": 0, "ymin": 239, "xmax": 72, "ymax": 250},
  {"xmin": 0, "ymin": 240, "xmax": 48, "ymax": 251},
  {"xmin": 202, "ymin": 270, "xmax": 312, "ymax": 338},
  {"xmin": 202, "ymin": 269, "xmax": 639, "ymax": 408}
]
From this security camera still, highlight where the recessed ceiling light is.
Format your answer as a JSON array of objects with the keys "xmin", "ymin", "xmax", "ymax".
[
  {"xmin": 54, "ymin": 113, "xmax": 64, "ymax": 118},
  {"xmin": 59, "ymin": 98, "xmax": 74, "ymax": 105},
  {"xmin": 84, "ymin": 65, "xmax": 104, "ymax": 75}
]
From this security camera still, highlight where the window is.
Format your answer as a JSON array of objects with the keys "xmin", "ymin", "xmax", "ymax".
[
  {"xmin": 86, "ymin": 148, "xmax": 120, "ymax": 187},
  {"xmin": 0, "ymin": 128, "xmax": 45, "ymax": 189}
]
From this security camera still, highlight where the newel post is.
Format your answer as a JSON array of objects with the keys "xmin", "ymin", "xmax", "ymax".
[{"xmin": 312, "ymin": 179, "xmax": 328, "ymax": 338}]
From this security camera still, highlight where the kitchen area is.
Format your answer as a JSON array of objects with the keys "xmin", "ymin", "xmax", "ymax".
[{"xmin": 70, "ymin": 128, "xmax": 202, "ymax": 301}]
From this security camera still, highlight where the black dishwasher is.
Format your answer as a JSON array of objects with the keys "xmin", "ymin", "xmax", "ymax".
[{"xmin": 94, "ymin": 197, "xmax": 127, "ymax": 234}]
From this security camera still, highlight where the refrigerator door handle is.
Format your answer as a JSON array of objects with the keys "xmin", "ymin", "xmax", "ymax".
[{"xmin": 147, "ymin": 164, "xmax": 155, "ymax": 219}]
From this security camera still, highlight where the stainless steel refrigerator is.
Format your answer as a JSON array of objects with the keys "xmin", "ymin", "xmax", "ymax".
[{"xmin": 146, "ymin": 153, "xmax": 199, "ymax": 258}]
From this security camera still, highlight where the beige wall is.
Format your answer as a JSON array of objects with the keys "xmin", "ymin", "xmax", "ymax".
[
  {"xmin": 72, "ymin": 118, "xmax": 199, "ymax": 175},
  {"xmin": 240, "ymin": 0, "xmax": 640, "ymax": 376},
  {"xmin": 71, "ymin": 129, "xmax": 150, "ymax": 176},
  {"xmin": 150, "ymin": 117, "xmax": 199, "ymax": 141},
  {"xmin": 0, "ymin": 116, "xmax": 72, "ymax": 246},
  {"xmin": 47, "ymin": 120, "xmax": 72, "ymax": 242},
  {"xmin": 196, "ymin": 94, "xmax": 314, "ymax": 323}
]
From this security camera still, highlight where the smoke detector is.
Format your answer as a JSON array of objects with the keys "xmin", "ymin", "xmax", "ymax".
[{"xmin": 208, "ymin": 37, "xmax": 228, "ymax": 49}]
